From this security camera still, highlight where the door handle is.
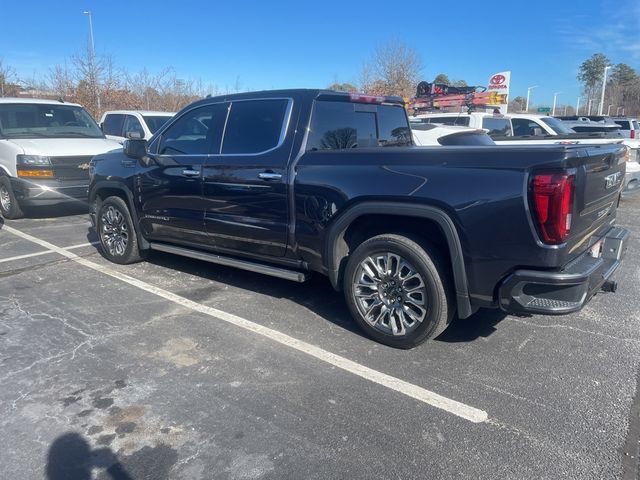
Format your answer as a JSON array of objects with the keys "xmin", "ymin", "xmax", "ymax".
[
  {"xmin": 258, "ymin": 172, "xmax": 282, "ymax": 181},
  {"xmin": 182, "ymin": 169, "xmax": 201, "ymax": 177}
]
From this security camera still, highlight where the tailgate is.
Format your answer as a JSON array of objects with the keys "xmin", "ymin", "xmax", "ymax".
[{"xmin": 566, "ymin": 145, "xmax": 626, "ymax": 253}]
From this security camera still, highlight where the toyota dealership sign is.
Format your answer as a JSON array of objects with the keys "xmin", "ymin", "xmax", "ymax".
[{"xmin": 487, "ymin": 71, "xmax": 511, "ymax": 113}]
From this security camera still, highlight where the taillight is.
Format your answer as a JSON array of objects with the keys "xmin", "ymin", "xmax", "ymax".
[
  {"xmin": 631, "ymin": 130, "xmax": 636, "ymax": 139},
  {"xmin": 531, "ymin": 171, "xmax": 575, "ymax": 244}
]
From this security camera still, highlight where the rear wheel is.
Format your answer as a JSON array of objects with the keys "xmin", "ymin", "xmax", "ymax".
[
  {"xmin": 96, "ymin": 196, "xmax": 144, "ymax": 264},
  {"xmin": 344, "ymin": 234, "xmax": 454, "ymax": 349},
  {"xmin": 0, "ymin": 177, "xmax": 24, "ymax": 220}
]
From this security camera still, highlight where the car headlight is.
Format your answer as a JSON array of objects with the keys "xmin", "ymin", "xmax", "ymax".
[{"xmin": 16, "ymin": 155, "xmax": 52, "ymax": 165}]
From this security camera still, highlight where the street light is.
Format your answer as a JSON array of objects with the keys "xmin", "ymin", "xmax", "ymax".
[
  {"xmin": 607, "ymin": 104, "xmax": 613, "ymax": 116},
  {"xmin": 616, "ymin": 106, "xmax": 623, "ymax": 115},
  {"xmin": 576, "ymin": 97, "xmax": 581, "ymax": 115},
  {"xmin": 552, "ymin": 92, "xmax": 561, "ymax": 116},
  {"xmin": 82, "ymin": 10, "xmax": 100, "ymax": 111},
  {"xmin": 598, "ymin": 65, "xmax": 612, "ymax": 115},
  {"xmin": 525, "ymin": 85, "xmax": 537, "ymax": 112}
]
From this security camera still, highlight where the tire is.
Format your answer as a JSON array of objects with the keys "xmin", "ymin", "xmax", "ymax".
[
  {"xmin": 0, "ymin": 176, "xmax": 24, "ymax": 220},
  {"xmin": 96, "ymin": 196, "xmax": 144, "ymax": 264},
  {"xmin": 343, "ymin": 234, "xmax": 454, "ymax": 349}
]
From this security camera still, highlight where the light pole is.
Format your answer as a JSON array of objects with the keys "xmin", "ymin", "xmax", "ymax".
[
  {"xmin": 552, "ymin": 92, "xmax": 561, "ymax": 116},
  {"xmin": 576, "ymin": 97, "xmax": 581, "ymax": 115},
  {"xmin": 607, "ymin": 104, "xmax": 613, "ymax": 116},
  {"xmin": 83, "ymin": 10, "xmax": 100, "ymax": 111},
  {"xmin": 598, "ymin": 65, "xmax": 612, "ymax": 115},
  {"xmin": 525, "ymin": 85, "xmax": 537, "ymax": 112},
  {"xmin": 588, "ymin": 98, "xmax": 593, "ymax": 115}
]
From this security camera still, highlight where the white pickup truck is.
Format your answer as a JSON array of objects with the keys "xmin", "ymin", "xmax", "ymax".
[{"xmin": 410, "ymin": 111, "xmax": 640, "ymax": 196}]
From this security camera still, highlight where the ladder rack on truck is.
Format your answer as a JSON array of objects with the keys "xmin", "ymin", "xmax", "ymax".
[{"xmin": 409, "ymin": 81, "xmax": 508, "ymax": 114}]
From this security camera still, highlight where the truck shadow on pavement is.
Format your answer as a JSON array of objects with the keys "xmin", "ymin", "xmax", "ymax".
[
  {"xmin": 109, "ymin": 244, "xmax": 509, "ymax": 344},
  {"xmin": 24, "ymin": 203, "xmax": 89, "ymax": 219},
  {"xmin": 46, "ymin": 432, "xmax": 133, "ymax": 480}
]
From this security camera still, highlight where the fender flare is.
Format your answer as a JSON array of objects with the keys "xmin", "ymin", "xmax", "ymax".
[
  {"xmin": 90, "ymin": 180, "xmax": 149, "ymax": 250},
  {"xmin": 324, "ymin": 201, "xmax": 473, "ymax": 318}
]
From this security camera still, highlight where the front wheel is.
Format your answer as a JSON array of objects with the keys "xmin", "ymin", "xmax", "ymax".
[
  {"xmin": 96, "ymin": 196, "xmax": 144, "ymax": 264},
  {"xmin": 344, "ymin": 234, "xmax": 454, "ymax": 349},
  {"xmin": 0, "ymin": 177, "xmax": 24, "ymax": 219}
]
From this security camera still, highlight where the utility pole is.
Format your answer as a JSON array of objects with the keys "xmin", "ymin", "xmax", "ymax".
[
  {"xmin": 552, "ymin": 92, "xmax": 561, "ymax": 116},
  {"xmin": 83, "ymin": 10, "xmax": 101, "ymax": 112},
  {"xmin": 598, "ymin": 65, "xmax": 612, "ymax": 116},
  {"xmin": 526, "ymin": 86, "xmax": 537, "ymax": 112}
]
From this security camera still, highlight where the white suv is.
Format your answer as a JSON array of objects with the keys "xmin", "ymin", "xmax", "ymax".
[
  {"xmin": 0, "ymin": 98, "xmax": 120, "ymax": 219},
  {"xmin": 100, "ymin": 110, "xmax": 175, "ymax": 143}
]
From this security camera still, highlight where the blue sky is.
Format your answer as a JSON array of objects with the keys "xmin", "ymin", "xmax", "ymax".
[{"xmin": 2, "ymin": 0, "xmax": 639, "ymax": 108}]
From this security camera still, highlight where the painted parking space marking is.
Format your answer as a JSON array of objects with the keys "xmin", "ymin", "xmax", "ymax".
[
  {"xmin": 0, "ymin": 241, "xmax": 99, "ymax": 264},
  {"xmin": 3, "ymin": 225, "xmax": 489, "ymax": 424}
]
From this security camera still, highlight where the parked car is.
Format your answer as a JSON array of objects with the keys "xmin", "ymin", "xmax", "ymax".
[
  {"xmin": 88, "ymin": 89, "xmax": 628, "ymax": 349},
  {"xmin": 410, "ymin": 112, "xmax": 624, "ymax": 145},
  {"xmin": 612, "ymin": 117, "xmax": 639, "ymax": 139},
  {"xmin": 0, "ymin": 98, "xmax": 120, "ymax": 219},
  {"xmin": 410, "ymin": 123, "xmax": 495, "ymax": 146},
  {"xmin": 100, "ymin": 110, "xmax": 175, "ymax": 143}
]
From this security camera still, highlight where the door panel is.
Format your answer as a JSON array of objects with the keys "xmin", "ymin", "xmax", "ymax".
[
  {"xmin": 138, "ymin": 102, "xmax": 229, "ymax": 245},
  {"xmin": 203, "ymin": 98, "xmax": 294, "ymax": 257}
]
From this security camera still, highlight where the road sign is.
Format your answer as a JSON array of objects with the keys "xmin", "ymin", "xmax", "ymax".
[{"xmin": 538, "ymin": 107, "xmax": 551, "ymax": 113}]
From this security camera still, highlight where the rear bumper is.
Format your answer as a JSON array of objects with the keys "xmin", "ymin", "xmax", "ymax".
[
  {"xmin": 498, "ymin": 226, "xmax": 629, "ymax": 315},
  {"xmin": 11, "ymin": 177, "xmax": 88, "ymax": 207}
]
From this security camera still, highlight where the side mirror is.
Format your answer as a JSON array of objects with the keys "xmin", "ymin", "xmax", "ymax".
[{"xmin": 123, "ymin": 138, "xmax": 148, "ymax": 160}]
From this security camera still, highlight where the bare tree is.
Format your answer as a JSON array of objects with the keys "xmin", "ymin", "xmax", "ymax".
[
  {"xmin": 0, "ymin": 59, "xmax": 19, "ymax": 97},
  {"xmin": 360, "ymin": 40, "xmax": 423, "ymax": 98}
]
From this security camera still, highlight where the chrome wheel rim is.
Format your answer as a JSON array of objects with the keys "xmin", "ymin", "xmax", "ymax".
[
  {"xmin": 0, "ymin": 185, "xmax": 11, "ymax": 212},
  {"xmin": 100, "ymin": 206, "xmax": 128, "ymax": 256},
  {"xmin": 353, "ymin": 252, "xmax": 427, "ymax": 336}
]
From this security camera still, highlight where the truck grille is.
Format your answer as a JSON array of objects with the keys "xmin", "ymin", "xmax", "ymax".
[{"xmin": 50, "ymin": 156, "xmax": 93, "ymax": 181}]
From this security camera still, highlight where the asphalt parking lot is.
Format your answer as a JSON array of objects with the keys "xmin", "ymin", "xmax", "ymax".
[{"xmin": 1, "ymin": 196, "xmax": 640, "ymax": 480}]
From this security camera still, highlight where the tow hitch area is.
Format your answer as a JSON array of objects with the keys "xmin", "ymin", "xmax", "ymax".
[{"xmin": 601, "ymin": 280, "xmax": 618, "ymax": 293}]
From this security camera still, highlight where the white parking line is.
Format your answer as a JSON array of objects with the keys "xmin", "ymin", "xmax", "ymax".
[
  {"xmin": 0, "ymin": 241, "xmax": 99, "ymax": 264},
  {"xmin": 3, "ymin": 225, "xmax": 488, "ymax": 424}
]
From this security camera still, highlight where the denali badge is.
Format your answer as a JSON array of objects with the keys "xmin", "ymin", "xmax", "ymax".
[
  {"xmin": 77, "ymin": 163, "xmax": 91, "ymax": 170},
  {"xmin": 604, "ymin": 171, "xmax": 622, "ymax": 189}
]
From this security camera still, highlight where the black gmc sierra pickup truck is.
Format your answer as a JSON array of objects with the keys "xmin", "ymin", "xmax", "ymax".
[{"xmin": 88, "ymin": 89, "xmax": 629, "ymax": 348}]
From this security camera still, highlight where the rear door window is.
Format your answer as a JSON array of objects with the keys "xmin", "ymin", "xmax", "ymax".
[
  {"xmin": 306, "ymin": 101, "xmax": 410, "ymax": 150},
  {"xmin": 102, "ymin": 114, "xmax": 125, "ymax": 136},
  {"xmin": 482, "ymin": 117, "xmax": 513, "ymax": 136},
  {"xmin": 221, "ymin": 99, "xmax": 290, "ymax": 154}
]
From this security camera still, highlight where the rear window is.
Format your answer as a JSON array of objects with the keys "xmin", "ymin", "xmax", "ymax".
[
  {"xmin": 306, "ymin": 101, "xmax": 411, "ymax": 151},
  {"xmin": 614, "ymin": 120, "xmax": 630, "ymax": 129},
  {"xmin": 425, "ymin": 116, "xmax": 470, "ymax": 127},
  {"xmin": 482, "ymin": 117, "xmax": 512, "ymax": 136},
  {"xmin": 222, "ymin": 99, "xmax": 289, "ymax": 154}
]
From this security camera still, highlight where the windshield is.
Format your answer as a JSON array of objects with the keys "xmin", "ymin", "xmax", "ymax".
[
  {"xmin": 0, "ymin": 103, "xmax": 103, "ymax": 139},
  {"xmin": 541, "ymin": 117, "xmax": 575, "ymax": 134},
  {"xmin": 143, "ymin": 115, "xmax": 173, "ymax": 134}
]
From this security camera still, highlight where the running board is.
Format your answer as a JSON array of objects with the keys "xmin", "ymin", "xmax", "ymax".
[{"xmin": 149, "ymin": 242, "xmax": 310, "ymax": 282}]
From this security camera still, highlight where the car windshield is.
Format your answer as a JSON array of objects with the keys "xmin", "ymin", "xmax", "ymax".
[
  {"xmin": 0, "ymin": 103, "xmax": 103, "ymax": 139},
  {"xmin": 143, "ymin": 115, "xmax": 173, "ymax": 134},
  {"xmin": 541, "ymin": 117, "xmax": 574, "ymax": 134}
]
